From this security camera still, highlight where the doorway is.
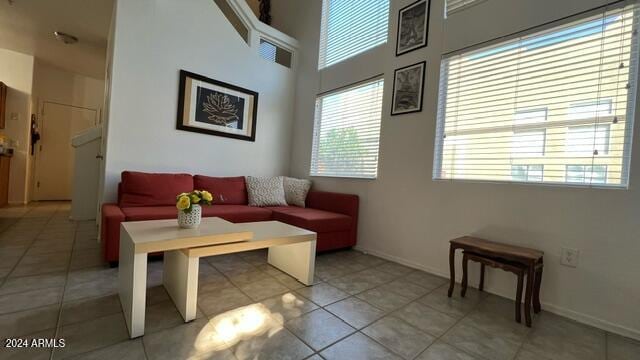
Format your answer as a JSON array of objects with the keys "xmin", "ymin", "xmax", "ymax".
[{"xmin": 33, "ymin": 101, "xmax": 97, "ymax": 201}]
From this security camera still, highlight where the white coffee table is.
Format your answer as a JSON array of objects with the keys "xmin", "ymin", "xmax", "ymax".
[{"xmin": 118, "ymin": 217, "xmax": 316, "ymax": 338}]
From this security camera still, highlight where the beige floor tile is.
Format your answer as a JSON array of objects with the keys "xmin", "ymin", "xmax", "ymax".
[
  {"xmin": 258, "ymin": 292, "xmax": 319, "ymax": 323},
  {"xmin": 227, "ymin": 269, "xmax": 272, "ymax": 287},
  {"xmin": 54, "ymin": 313, "xmax": 129, "ymax": 359},
  {"xmin": 0, "ymin": 272, "xmax": 66, "ymax": 295},
  {"xmin": 376, "ymin": 262, "xmax": 415, "ymax": 276},
  {"xmin": 356, "ymin": 287, "xmax": 412, "ymax": 313},
  {"xmin": 63, "ymin": 276, "xmax": 118, "ymax": 302},
  {"xmin": 607, "ymin": 333, "xmax": 640, "ymax": 360},
  {"xmin": 314, "ymin": 263, "xmax": 351, "ymax": 281},
  {"xmin": 146, "ymin": 285, "xmax": 170, "ymax": 305},
  {"xmin": 325, "ymin": 297, "xmax": 385, "ymax": 329},
  {"xmin": 392, "ymin": 302, "xmax": 458, "ymax": 337},
  {"xmin": 67, "ymin": 339, "xmax": 146, "ymax": 360},
  {"xmin": 320, "ymin": 333, "xmax": 402, "ymax": 360},
  {"xmin": 199, "ymin": 276, "xmax": 234, "ymax": 294},
  {"xmin": 522, "ymin": 311, "xmax": 606, "ymax": 360},
  {"xmin": 272, "ymin": 272, "xmax": 306, "ymax": 290},
  {"xmin": 327, "ymin": 270, "xmax": 393, "ymax": 295},
  {"xmin": 404, "ymin": 272, "xmax": 448, "ymax": 291},
  {"xmin": 0, "ymin": 329, "xmax": 55, "ymax": 360},
  {"xmin": 0, "ymin": 287, "xmax": 63, "ymax": 315},
  {"xmin": 418, "ymin": 290, "xmax": 480, "ymax": 319},
  {"xmin": 352, "ymin": 254, "xmax": 387, "ymax": 267},
  {"xmin": 198, "ymin": 287, "xmax": 252, "ymax": 317},
  {"xmin": 143, "ymin": 319, "xmax": 231, "ymax": 360},
  {"xmin": 285, "ymin": 309, "xmax": 355, "ymax": 351},
  {"xmin": 363, "ymin": 316, "xmax": 436, "ymax": 359},
  {"xmin": 0, "ymin": 304, "xmax": 59, "ymax": 339},
  {"xmin": 70, "ymin": 248, "xmax": 106, "ymax": 270},
  {"xmin": 377, "ymin": 280, "xmax": 430, "ymax": 300},
  {"xmin": 238, "ymin": 277, "xmax": 289, "ymax": 301},
  {"xmin": 60, "ymin": 294, "xmax": 122, "ymax": 326},
  {"xmin": 231, "ymin": 325, "xmax": 313, "ymax": 360},
  {"xmin": 145, "ymin": 300, "xmax": 204, "ymax": 334},
  {"xmin": 416, "ymin": 341, "xmax": 480, "ymax": 360},
  {"xmin": 67, "ymin": 266, "xmax": 117, "ymax": 287},
  {"xmin": 295, "ymin": 283, "xmax": 349, "ymax": 306},
  {"xmin": 443, "ymin": 321, "xmax": 523, "ymax": 360}
]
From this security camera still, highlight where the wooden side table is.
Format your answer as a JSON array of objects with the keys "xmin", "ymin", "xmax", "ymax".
[{"xmin": 448, "ymin": 236, "xmax": 544, "ymax": 327}]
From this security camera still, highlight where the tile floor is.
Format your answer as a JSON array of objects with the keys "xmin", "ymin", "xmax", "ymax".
[{"xmin": 0, "ymin": 202, "xmax": 638, "ymax": 360}]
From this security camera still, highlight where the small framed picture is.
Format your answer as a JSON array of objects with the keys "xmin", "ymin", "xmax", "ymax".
[
  {"xmin": 396, "ymin": 0, "xmax": 431, "ymax": 56},
  {"xmin": 176, "ymin": 70, "xmax": 258, "ymax": 141},
  {"xmin": 391, "ymin": 61, "xmax": 426, "ymax": 116}
]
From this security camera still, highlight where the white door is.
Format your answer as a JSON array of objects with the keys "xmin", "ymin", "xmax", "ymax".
[{"xmin": 34, "ymin": 102, "xmax": 97, "ymax": 200}]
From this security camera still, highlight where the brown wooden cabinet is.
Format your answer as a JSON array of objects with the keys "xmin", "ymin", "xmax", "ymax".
[{"xmin": 0, "ymin": 155, "xmax": 10, "ymax": 207}]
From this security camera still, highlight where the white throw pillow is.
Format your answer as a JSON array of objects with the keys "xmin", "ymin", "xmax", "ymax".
[
  {"xmin": 283, "ymin": 177, "xmax": 312, "ymax": 207},
  {"xmin": 245, "ymin": 176, "xmax": 288, "ymax": 207}
]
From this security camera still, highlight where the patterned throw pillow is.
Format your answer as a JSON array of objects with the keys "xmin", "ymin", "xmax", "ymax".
[
  {"xmin": 245, "ymin": 176, "xmax": 288, "ymax": 207},
  {"xmin": 283, "ymin": 177, "xmax": 312, "ymax": 207}
]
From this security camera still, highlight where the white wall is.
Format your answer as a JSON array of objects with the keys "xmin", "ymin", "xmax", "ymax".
[
  {"xmin": 102, "ymin": 0, "xmax": 297, "ymax": 202},
  {"xmin": 281, "ymin": 0, "xmax": 640, "ymax": 339},
  {"xmin": 32, "ymin": 61, "xmax": 105, "ymax": 114},
  {"xmin": 0, "ymin": 48, "xmax": 34, "ymax": 204}
]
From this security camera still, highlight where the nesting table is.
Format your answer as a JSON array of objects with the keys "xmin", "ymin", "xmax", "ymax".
[
  {"xmin": 118, "ymin": 217, "xmax": 316, "ymax": 338},
  {"xmin": 448, "ymin": 236, "xmax": 544, "ymax": 327}
]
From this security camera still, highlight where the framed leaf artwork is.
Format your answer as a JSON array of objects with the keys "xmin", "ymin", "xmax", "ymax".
[{"xmin": 176, "ymin": 70, "xmax": 258, "ymax": 141}]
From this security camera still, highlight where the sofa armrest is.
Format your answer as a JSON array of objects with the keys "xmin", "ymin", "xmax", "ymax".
[
  {"xmin": 306, "ymin": 191, "xmax": 359, "ymax": 218},
  {"xmin": 101, "ymin": 203, "xmax": 126, "ymax": 263}
]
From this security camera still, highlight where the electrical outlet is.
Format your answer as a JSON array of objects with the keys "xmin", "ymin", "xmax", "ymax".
[{"xmin": 561, "ymin": 247, "xmax": 579, "ymax": 267}]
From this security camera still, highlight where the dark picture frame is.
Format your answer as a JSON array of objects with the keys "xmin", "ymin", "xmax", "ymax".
[
  {"xmin": 176, "ymin": 70, "xmax": 258, "ymax": 141},
  {"xmin": 391, "ymin": 61, "xmax": 426, "ymax": 116},
  {"xmin": 396, "ymin": 0, "xmax": 431, "ymax": 56}
]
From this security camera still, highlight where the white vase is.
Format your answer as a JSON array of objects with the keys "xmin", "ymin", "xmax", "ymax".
[{"xmin": 178, "ymin": 204, "xmax": 202, "ymax": 229}]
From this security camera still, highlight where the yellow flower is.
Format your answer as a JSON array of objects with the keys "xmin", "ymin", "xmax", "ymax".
[
  {"xmin": 190, "ymin": 194, "xmax": 201, "ymax": 204},
  {"xmin": 176, "ymin": 195, "xmax": 190, "ymax": 211},
  {"xmin": 201, "ymin": 191, "xmax": 213, "ymax": 202}
]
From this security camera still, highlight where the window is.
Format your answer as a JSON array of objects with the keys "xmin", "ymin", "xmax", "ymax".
[
  {"xmin": 318, "ymin": 0, "xmax": 390, "ymax": 69},
  {"xmin": 434, "ymin": 2, "xmax": 639, "ymax": 188},
  {"xmin": 310, "ymin": 78, "xmax": 384, "ymax": 178},
  {"xmin": 566, "ymin": 165, "xmax": 607, "ymax": 184},
  {"xmin": 512, "ymin": 165, "xmax": 544, "ymax": 182},
  {"xmin": 446, "ymin": 0, "xmax": 486, "ymax": 17},
  {"xmin": 259, "ymin": 39, "xmax": 277, "ymax": 62},
  {"xmin": 259, "ymin": 38, "xmax": 293, "ymax": 68},
  {"xmin": 566, "ymin": 125, "xmax": 610, "ymax": 155},
  {"xmin": 568, "ymin": 99, "xmax": 613, "ymax": 120}
]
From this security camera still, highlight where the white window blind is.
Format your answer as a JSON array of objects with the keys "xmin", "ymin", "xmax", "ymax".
[
  {"xmin": 310, "ymin": 78, "xmax": 384, "ymax": 179},
  {"xmin": 446, "ymin": 0, "xmax": 485, "ymax": 16},
  {"xmin": 434, "ymin": 1, "xmax": 640, "ymax": 188},
  {"xmin": 259, "ymin": 39, "xmax": 277, "ymax": 62},
  {"xmin": 318, "ymin": 0, "xmax": 389, "ymax": 69}
]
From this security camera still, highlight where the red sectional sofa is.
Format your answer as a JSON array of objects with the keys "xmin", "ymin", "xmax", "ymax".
[{"xmin": 101, "ymin": 171, "xmax": 359, "ymax": 265}]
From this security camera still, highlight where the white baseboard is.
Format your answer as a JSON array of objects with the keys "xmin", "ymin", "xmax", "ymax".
[{"xmin": 354, "ymin": 245, "xmax": 640, "ymax": 341}]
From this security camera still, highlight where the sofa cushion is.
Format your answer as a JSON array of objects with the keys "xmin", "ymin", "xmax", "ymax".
[
  {"xmin": 120, "ymin": 171, "xmax": 193, "ymax": 207},
  {"xmin": 245, "ymin": 176, "xmax": 287, "ymax": 207},
  {"xmin": 194, "ymin": 175, "xmax": 247, "ymax": 205},
  {"xmin": 122, "ymin": 206, "xmax": 178, "ymax": 221},
  {"xmin": 283, "ymin": 177, "xmax": 312, "ymax": 208},
  {"xmin": 202, "ymin": 205, "xmax": 273, "ymax": 223},
  {"xmin": 268, "ymin": 206, "xmax": 352, "ymax": 233}
]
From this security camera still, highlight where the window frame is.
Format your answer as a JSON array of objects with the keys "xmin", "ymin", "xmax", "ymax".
[
  {"xmin": 433, "ymin": 2, "xmax": 640, "ymax": 189},
  {"xmin": 318, "ymin": 0, "xmax": 390, "ymax": 70},
  {"xmin": 309, "ymin": 77, "xmax": 385, "ymax": 179}
]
